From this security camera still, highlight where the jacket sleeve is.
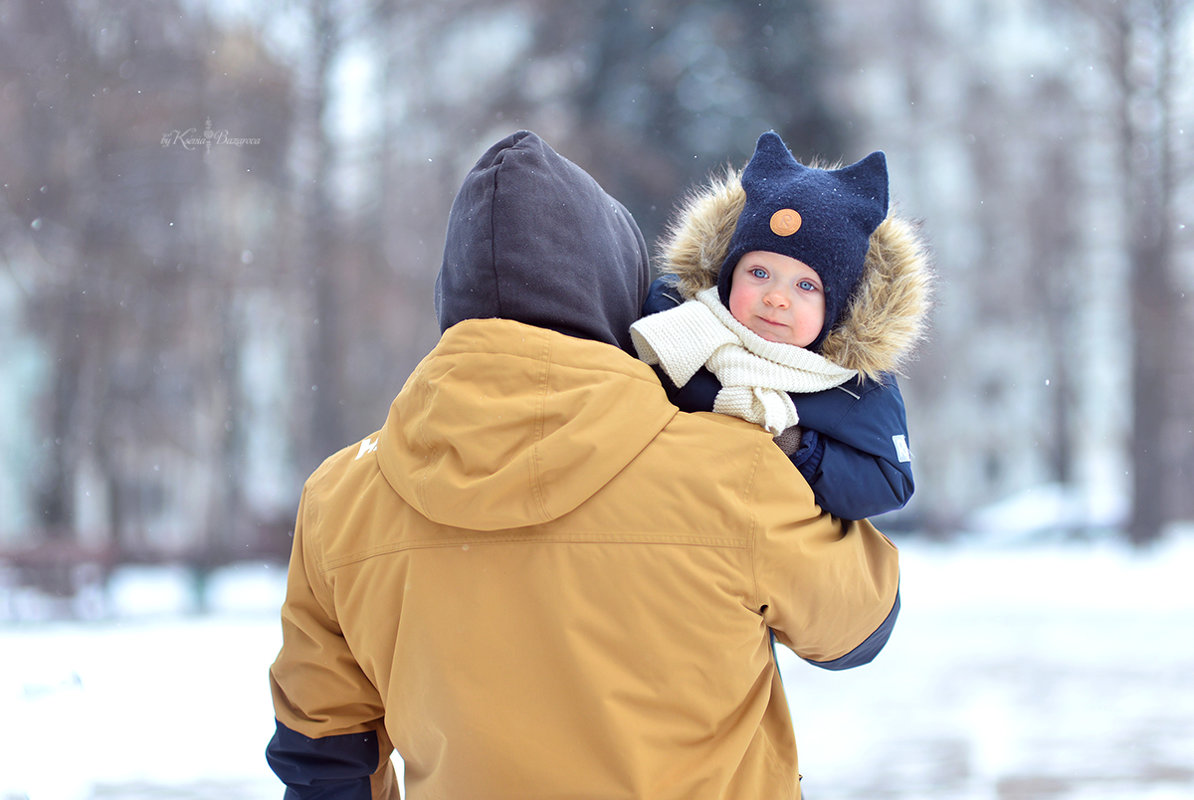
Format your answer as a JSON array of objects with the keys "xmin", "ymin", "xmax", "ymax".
[
  {"xmin": 267, "ymin": 488, "xmax": 400, "ymax": 800},
  {"xmin": 791, "ymin": 375, "xmax": 914, "ymax": 520},
  {"xmin": 640, "ymin": 273, "xmax": 685, "ymax": 316},
  {"xmin": 750, "ymin": 443, "xmax": 901, "ymax": 670}
]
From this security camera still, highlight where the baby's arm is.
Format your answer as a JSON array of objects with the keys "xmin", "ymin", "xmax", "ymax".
[
  {"xmin": 791, "ymin": 375, "xmax": 915, "ymax": 520},
  {"xmin": 641, "ymin": 273, "xmax": 685, "ymax": 314}
]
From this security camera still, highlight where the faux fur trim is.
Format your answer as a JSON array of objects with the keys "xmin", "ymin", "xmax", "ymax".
[{"xmin": 656, "ymin": 167, "xmax": 933, "ymax": 380}]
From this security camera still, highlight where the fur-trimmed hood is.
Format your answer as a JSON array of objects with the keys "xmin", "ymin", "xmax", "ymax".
[{"xmin": 656, "ymin": 166, "xmax": 933, "ymax": 380}]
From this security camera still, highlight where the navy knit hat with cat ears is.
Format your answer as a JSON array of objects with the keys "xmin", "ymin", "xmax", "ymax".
[{"xmin": 717, "ymin": 131, "xmax": 889, "ymax": 352}]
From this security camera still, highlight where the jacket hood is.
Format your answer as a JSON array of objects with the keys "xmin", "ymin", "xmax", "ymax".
[
  {"xmin": 435, "ymin": 130, "xmax": 650, "ymax": 354},
  {"xmin": 378, "ymin": 318, "xmax": 676, "ymax": 530},
  {"xmin": 657, "ymin": 165, "xmax": 934, "ymax": 379}
]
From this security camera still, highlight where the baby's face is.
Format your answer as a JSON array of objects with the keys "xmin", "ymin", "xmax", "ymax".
[{"xmin": 727, "ymin": 251, "xmax": 825, "ymax": 347}]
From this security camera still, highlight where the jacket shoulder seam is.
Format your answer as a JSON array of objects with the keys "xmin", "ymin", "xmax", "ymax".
[
  {"xmin": 318, "ymin": 533, "xmax": 750, "ymax": 573},
  {"xmin": 297, "ymin": 486, "xmax": 337, "ymax": 615}
]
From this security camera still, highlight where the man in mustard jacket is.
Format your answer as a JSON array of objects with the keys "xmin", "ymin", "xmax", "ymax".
[{"xmin": 267, "ymin": 130, "xmax": 901, "ymax": 799}]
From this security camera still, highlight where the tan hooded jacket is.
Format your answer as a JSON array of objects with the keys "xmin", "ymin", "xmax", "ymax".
[{"xmin": 268, "ymin": 132, "xmax": 901, "ymax": 800}]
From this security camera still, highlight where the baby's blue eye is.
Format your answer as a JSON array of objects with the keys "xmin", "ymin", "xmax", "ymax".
[
  {"xmin": 750, "ymin": 268, "xmax": 769, "ymax": 279},
  {"xmin": 798, "ymin": 280, "xmax": 818, "ymax": 292}
]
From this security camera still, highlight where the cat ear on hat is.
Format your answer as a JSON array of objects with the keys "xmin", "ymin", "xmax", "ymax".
[
  {"xmin": 752, "ymin": 131, "xmax": 794, "ymax": 163},
  {"xmin": 833, "ymin": 150, "xmax": 890, "ymax": 228},
  {"xmin": 743, "ymin": 131, "xmax": 805, "ymax": 183}
]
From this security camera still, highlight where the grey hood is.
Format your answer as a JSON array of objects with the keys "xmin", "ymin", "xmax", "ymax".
[{"xmin": 435, "ymin": 130, "xmax": 650, "ymax": 353}]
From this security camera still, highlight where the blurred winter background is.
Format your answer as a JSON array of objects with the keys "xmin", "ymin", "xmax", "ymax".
[{"xmin": 1, "ymin": 0, "xmax": 1192, "ymax": 798}]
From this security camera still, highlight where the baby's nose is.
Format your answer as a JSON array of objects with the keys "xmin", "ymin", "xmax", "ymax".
[{"xmin": 765, "ymin": 289, "xmax": 790, "ymax": 308}]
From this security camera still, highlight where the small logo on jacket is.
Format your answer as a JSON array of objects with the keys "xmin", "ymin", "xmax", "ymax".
[
  {"xmin": 356, "ymin": 437, "xmax": 379, "ymax": 460},
  {"xmin": 892, "ymin": 435, "xmax": 912, "ymax": 463}
]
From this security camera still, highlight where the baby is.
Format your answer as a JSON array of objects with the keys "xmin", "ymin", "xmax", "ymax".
[{"xmin": 631, "ymin": 131, "xmax": 932, "ymax": 520}]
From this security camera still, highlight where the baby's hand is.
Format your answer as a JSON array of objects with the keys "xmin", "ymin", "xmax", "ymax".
[{"xmin": 773, "ymin": 425, "xmax": 802, "ymax": 456}]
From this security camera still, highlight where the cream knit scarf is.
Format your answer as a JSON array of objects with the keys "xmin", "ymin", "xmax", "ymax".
[{"xmin": 630, "ymin": 287, "xmax": 856, "ymax": 435}]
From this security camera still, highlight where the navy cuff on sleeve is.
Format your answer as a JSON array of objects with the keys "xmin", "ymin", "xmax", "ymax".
[
  {"xmin": 266, "ymin": 719, "xmax": 378, "ymax": 800},
  {"xmin": 803, "ymin": 589, "xmax": 900, "ymax": 671},
  {"xmin": 790, "ymin": 428, "xmax": 824, "ymax": 473}
]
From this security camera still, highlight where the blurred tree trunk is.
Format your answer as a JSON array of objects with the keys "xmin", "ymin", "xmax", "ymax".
[
  {"xmin": 14, "ymin": 0, "xmax": 83, "ymax": 540},
  {"xmin": 1031, "ymin": 82, "xmax": 1081, "ymax": 500},
  {"xmin": 298, "ymin": 0, "xmax": 349, "ymax": 471},
  {"xmin": 1098, "ymin": 0, "xmax": 1184, "ymax": 545}
]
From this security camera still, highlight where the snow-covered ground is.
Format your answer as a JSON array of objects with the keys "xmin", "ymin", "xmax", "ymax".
[
  {"xmin": 783, "ymin": 532, "xmax": 1194, "ymax": 800},
  {"xmin": 2, "ymin": 531, "xmax": 1192, "ymax": 800}
]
